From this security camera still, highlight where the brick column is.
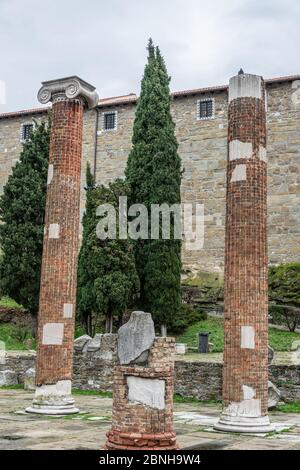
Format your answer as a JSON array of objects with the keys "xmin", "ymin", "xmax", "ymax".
[
  {"xmin": 26, "ymin": 77, "xmax": 98, "ymax": 415},
  {"xmin": 214, "ymin": 72, "xmax": 273, "ymax": 433},
  {"xmin": 104, "ymin": 312, "xmax": 178, "ymax": 450}
]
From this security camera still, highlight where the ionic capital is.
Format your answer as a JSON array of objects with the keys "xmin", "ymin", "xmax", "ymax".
[{"xmin": 37, "ymin": 76, "xmax": 99, "ymax": 109}]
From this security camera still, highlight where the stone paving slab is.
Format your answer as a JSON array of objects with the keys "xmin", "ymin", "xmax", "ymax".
[{"xmin": 0, "ymin": 390, "xmax": 300, "ymax": 450}]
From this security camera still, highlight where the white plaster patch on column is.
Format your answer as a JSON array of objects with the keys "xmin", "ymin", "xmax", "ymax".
[
  {"xmin": 63, "ymin": 303, "xmax": 73, "ymax": 319},
  {"xmin": 49, "ymin": 223, "xmax": 60, "ymax": 239},
  {"xmin": 43, "ymin": 226, "xmax": 47, "ymax": 236},
  {"xmin": 258, "ymin": 146, "xmax": 267, "ymax": 162},
  {"xmin": 229, "ymin": 140, "xmax": 252, "ymax": 161},
  {"xmin": 241, "ymin": 326, "xmax": 255, "ymax": 349},
  {"xmin": 225, "ymin": 398, "xmax": 261, "ymax": 417},
  {"xmin": 35, "ymin": 380, "xmax": 71, "ymax": 398},
  {"xmin": 231, "ymin": 164, "xmax": 247, "ymax": 182},
  {"xmin": 42, "ymin": 323, "xmax": 64, "ymax": 345},
  {"xmin": 229, "ymin": 74, "xmax": 262, "ymax": 103},
  {"xmin": 127, "ymin": 376, "xmax": 165, "ymax": 410},
  {"xmin": 47, "ymin": 164, "xmax": 54, "ymax": 185},
  {"xmin": 242, "ymin": 385, "xmax": 255, "ymax": 400}
]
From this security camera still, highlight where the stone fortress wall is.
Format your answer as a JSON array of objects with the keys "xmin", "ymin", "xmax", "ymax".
[{"xmin": 0, "ymin": 76, "xmax": 300, "ymax": 278}]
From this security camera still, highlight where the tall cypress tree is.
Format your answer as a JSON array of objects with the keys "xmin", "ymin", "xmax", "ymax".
[
  {"xmin": 125, "ymin": 40, "xmax": 182, "ymax": 333},
  {"xmin": 77, "ymin": 165, "xmax": 140, "ymax": 335},
  {"xmin": 0, "ymin": 119, "xmax": 50, "ymax": 333}
]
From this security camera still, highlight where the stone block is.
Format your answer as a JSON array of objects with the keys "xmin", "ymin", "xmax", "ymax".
[
  {"xmin": 87, "ymin": 334, "xmax": 102, "ymax": 352},
  {"xmin": 268, "ymin": 380, "xmax": 281, "ymax": 409},
  {"xmin": 74, "ymin": 335, "xmax": 92, "ymax": 352},
  {"xmin": 175, "ymin": 343, "xmax": 187, "ymax": 355},
  {"xmin": 24, "ymin": 367, "xmax": 36, "ymax": 391},
  {"xmin": 117, "ymin": 311, "xmax": 155, "ymax": 365},
  {"xmin": 0, "ymin": 369, "xmax": 18, "ymax": 386}
]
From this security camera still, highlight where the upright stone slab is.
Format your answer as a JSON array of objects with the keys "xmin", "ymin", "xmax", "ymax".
[
  {"xmin": 26, "ymin": 77, "xmax": 98, "ymax": 415},
  {"xmin": 118, "ymin": 311, "xmax": 155, "ymax": 364},
  {"xmin": 105, "ymin": 311, "xmax": 177, "ymax": 450},
  {"xmin": 214, "ymin": 72, "xmax": 273, "ymax": 433}
]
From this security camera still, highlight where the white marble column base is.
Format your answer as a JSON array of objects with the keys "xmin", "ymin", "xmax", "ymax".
[
  {"xmin": 214, "ymin": 412, "xmax": 274, "ymax": 433},
  {"xmin": 25, "ymin": 380, "xmax": 79, "ymax": 415},
  {"xmin": 26, "ymin": 398, "xmax": 79, "ymax": 415}
]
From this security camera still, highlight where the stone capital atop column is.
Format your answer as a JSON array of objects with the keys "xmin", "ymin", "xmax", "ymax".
[
  {"xmin": 229, "ymin": 72, "xmax": 264, "ymax": 103},
  {"xmin": 37, "ymin": 76, "xmax": 99, "ymax": 109}
]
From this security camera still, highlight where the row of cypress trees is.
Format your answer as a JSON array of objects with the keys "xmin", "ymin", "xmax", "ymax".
[{"xmin": 0, "ymin": 40, "xmax": 182, "ymax": 335}]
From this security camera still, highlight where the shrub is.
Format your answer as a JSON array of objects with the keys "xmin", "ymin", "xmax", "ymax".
[
  {"xmin": 269, "ymin": 263, "xmax": 300, "ymax": 332},
  {"xmin": 170, "ymin": 303, "xmax": 207, "ymax": 334}
]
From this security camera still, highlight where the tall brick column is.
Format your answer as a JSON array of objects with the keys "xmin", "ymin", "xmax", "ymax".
[
  {"xmin": 105, "ymin": 311, "xmax": 178, "ymax": 450},
  {"xmin": 26, "ymin": 77, "xmax": 98, "ymax": 415},
  {"xmin": 214, "ymin": 72, "xmax": 273, "ymax": 433}
]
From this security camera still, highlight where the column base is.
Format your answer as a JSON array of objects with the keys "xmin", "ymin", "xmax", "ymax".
[
  {"xmin": 25, "ymin": 398, "xmax": 79, "ymax": 415},
  {"xmin": 214, "ymin": 413, "xmax": 274, "ymax": 434},
  {"xmin": 104, "ymin": 430, "xmax": 178, "ymax": 450},
  {"xmin": 25, "ymin": 381, "xmax": 79, "ymax": 416}
]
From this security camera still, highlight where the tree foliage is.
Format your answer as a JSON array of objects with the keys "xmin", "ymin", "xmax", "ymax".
[
  {"xmin": 125, "ymin": 39, "xmax": 182, "ymax": 331},
  {"xmin": 77, "ymin": 165, "xmax": 139, "ymax": 334},
  {"xmin": 269, "ymin": 263, "xmax": 300, "ymax": 332},
  {"xmin": 0, "ymin": 119, "xmax": 50, "ymax": 324}
]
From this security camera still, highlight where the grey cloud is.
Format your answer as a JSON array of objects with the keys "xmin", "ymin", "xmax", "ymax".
[{"xmin": 0, "ymin": 0, "xmax": 299, "ymax": 112}]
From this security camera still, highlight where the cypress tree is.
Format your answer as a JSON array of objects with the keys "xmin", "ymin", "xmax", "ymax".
[
  {"xmin": 125, "ymin": 40, "xmax": 182, "ymax": 333},
  {"xmin": 0, "ymin": 119, "xmax": 50, "ymax": 333},
  {"xmin": 77, "ymin": 166, "xmax": 139, "ymax": 334}
]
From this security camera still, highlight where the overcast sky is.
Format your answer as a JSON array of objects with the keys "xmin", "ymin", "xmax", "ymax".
[{"xmin": 0, "ymin": 0, "xmax": 299, "ymax": 112}]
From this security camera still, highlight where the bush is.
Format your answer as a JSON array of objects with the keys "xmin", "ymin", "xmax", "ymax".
[
  {"xmin": 170, "ymin": 303, "xmax": 207, "ymax": 334},
  {"xmin": 269, "ymin": 263, "xmax": 300, "ymax": 332}
]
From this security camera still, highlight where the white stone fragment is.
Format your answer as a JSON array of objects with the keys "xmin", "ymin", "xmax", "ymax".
[
  {"xmin": 242, "ymin": 385, "xmax": 255, "ymax": 400},
  {"xmin": 47, "ymin": 164, "xmax": 54, "ymax": 185},
  {"xmin": 35, "ymin": 380, "xmax": 71, "ymax": 398},
  {"xmin": 175, "ymin": 343, "xmax": 187, "ymax": 355},
  {"xmin": 258, "ymin": 146, "xmax": 267, "ymax": 162},
  {"xmin": 49, "ymin": 223, "xmax": 60, "ymax": 239},
  {"xmin": 63, "ymin": 303, "xmax": 73, "ymax": 319},
  {"xmin": 241, "ymin": 326, "xmax": 255, "ymax": 349},
  {"xmin": 229, "ymin": 74, "xmax": 262, "ymax": 102},
  {"xmin": 127, "ymin": 376, "xmax": 165, "ymax": 410},
  {"xmin": 231, "ymin": 164, "xmax": 247, "ymax": 182},
  {"xmin": 42, "ymin": 323, "xmax": 64, "ymax": 345},
  {"xmin": 292, "ymin": 80, "xmax": 300, "ymax": 89},
  {"xmin": 229, "ymin": 140, "xmax": 253, "ymax": 161}
]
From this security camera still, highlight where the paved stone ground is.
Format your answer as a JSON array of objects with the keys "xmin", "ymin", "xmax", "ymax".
[{"xmin": 0, "ymin": 389, "xmax": 300, "ymax": 450}]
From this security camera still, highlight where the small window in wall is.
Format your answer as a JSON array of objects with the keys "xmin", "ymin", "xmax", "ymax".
[
  {"xmin": 103, "ymin": 111, "xmax": 117, "ymax": 131},
  {"xmin": 20, "ymin": 123, "xmax": 34, "ymax": 142},
  {"xmin": 197, "ymin": 98, "xmax": 214, "ymax": 120}
]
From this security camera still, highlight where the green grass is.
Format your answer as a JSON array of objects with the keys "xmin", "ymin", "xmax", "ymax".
[
  {"xmin": 0, "ymin": 296, "xmax": 23, "ymax": 309},
  {"xmin": 176, "ymin": 316, "xmax": 300, "ymax": 352},
  {"xmin": 72, "ymin": 388, "xmax": 112, "ymax": 398},
  {"xmin": 174, "ymin": 394, "xmax": 221, "ymax": 405},
  {"xmin": 0, "ymin": 324, "xmax": 36, "ymax": 350},
  {"xmin": 268, "ymin": 327, "xmax": 300, "ymax": 352},
  {"xmin": 0, "ymin": 384, "xmax": 24, "ymax": 390},
  {"xmin": 176, "ymin": 317, "xmax": 224, "ymax": 352},
  {"xmin": 275, "ymin": 402, "xmax": 300, "ymax": 413}
]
